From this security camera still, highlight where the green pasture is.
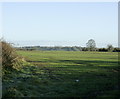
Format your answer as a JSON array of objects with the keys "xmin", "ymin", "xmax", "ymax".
[{"xmin": 3, "ymin": 51, "xmax": 119, "ymax": 98}]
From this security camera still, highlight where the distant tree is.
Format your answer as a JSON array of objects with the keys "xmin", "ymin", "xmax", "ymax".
[
  {"xmin": 82, "ymin": 47, "xmax": 88, "ymax": 51},
  {"xmin": 98, "ymin": 48, "xmax": 108, "ymax": 52},
  {"xmin": 86, "ymin": 39, "xmax": 96, "ymax": 51},
  {"xmin": 107, "ymin": 44, "xmax": 114, "ymax": 52},
  {"xmin": 113, "ymin": 47, "xmax": 120, "ymax": 52}
]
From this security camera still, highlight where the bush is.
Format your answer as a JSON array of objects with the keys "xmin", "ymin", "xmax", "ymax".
[
  {"xmin": 113, "ymin": 47, "xmax": 120, "ymax": 52},
  {"xmin": 1, "ymin": 40, "xmax": 22, "ymax": 71}
]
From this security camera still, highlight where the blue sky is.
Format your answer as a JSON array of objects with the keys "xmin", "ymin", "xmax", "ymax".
[{"xmin": 2, "ymin": 2, "xmax": 118, "ymax": 47}]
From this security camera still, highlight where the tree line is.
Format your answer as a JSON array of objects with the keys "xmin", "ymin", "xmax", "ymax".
[
  {"xmin": 16, "ymin": 46, "xmax": 120, "ymax": 52},
  {"xmin": 15, "ymin": 39, "xmax": 120, "ymax": 52}
]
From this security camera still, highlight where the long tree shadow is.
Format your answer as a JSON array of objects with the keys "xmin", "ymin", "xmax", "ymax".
[
  {"xmin": 59, "ymin": 59, "xmax": 118, "ymax": 64},
  {"xmin": 2, "ymin": 61, "xmax": 119, "ymax": 98},
  {"xmin": 59, "ymin": 59, "xmax": 118, "ymax": 69},
  {"xmin": 2, "ymin": 58, "xmax": 119, "ymax": 98}
]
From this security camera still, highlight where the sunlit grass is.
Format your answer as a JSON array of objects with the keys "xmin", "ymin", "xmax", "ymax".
[{"xmin": 3, "ymin": 51, "xmax": 119, "ymax": 98}]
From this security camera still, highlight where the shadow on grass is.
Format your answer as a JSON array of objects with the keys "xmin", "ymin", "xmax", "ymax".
[
  {"xmin": 2, "ymin": 59, "xmax": 119, "ymax": 98},
  {"xmin": 59, "ymin": 59, "xmax": 119, "ymax": 69},
  {"xmin": 59, "ymin": 59, "xmax": 118, "ymax": 64}
]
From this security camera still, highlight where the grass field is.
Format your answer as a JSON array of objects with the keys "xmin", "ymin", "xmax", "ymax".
[{"xmin": 3, "ymin": 51, "xmax": 119, "ymax": 98}]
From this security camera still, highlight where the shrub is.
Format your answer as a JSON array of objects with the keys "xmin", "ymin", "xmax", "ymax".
[{"xmin": 1, "ymin": 40, "xmax": 22, "ymax": 71}]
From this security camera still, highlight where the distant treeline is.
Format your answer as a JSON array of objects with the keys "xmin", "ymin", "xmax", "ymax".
[{"xmin": 16, "ymin": 46, "xmax": 120, "ymax": 52}]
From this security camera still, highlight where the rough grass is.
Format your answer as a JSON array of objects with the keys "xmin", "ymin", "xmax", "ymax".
[{"xmin": 2, "ymin": 51, "xmax": 119, "ymax": 98}]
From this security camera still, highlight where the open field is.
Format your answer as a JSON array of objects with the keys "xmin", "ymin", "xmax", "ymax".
[{"xmin": 3, "ymin": 51, "xmax": 119, "ymax": 98}]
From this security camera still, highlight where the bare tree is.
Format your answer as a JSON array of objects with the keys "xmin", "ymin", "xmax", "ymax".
[
  {"xmin": 107, "ymin": 44, "xmax": 114, "ymax": 52},
  {"xmin": 86, "ymin": 39, "xmax": 96, "ymax": 51}
]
